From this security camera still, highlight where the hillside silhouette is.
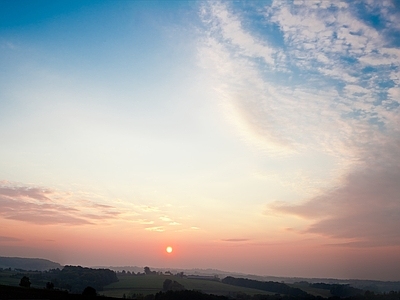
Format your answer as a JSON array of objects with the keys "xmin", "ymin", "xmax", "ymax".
[
  {"xmin": 1, "ymin": 256, "xmax": 400, "ymax": 300},
  {"xmin": 0, "ymin": 256, "xmax": 61, "ymax": 271}
]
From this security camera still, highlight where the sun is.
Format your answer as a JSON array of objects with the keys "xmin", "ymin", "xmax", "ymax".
[{"xmin": 166, "ymin": 246, "xmax": 173, "ymax": 253}]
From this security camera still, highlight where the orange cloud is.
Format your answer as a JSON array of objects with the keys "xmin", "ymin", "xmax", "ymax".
[{"xmin": 0, "ymin": 182, "xmax": 121, "ymax": 226}]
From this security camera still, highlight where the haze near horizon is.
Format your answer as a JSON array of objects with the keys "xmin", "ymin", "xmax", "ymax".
[{"xmin": 1, "ymin": 0, "xmax": 400, "ymax": 281}]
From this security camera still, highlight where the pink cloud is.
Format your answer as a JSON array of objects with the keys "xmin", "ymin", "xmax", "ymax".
[
  {"xmin": 0, "ymin": 186, "xmax": 53, "ymax": 201},
  {"xmin": 0, "ymin": 235, "xmax": 22, "ymax": 242},
  {"xmin": 269, "ymin": 139, "xmax": 400, "ymax": 247},
  {"xmin": 0, "ymin": 183, "xmax": 121, "ymax": 226}
]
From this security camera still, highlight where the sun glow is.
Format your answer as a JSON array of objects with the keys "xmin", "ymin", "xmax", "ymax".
[{"xmin": 166, "ymin": 246, "xmax": 173, "ymax": 253}]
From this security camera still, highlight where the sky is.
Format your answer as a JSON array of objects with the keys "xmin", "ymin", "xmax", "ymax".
[{"xmin": 0, "ymin": 0, "xmax": 400, "ymax": 281}]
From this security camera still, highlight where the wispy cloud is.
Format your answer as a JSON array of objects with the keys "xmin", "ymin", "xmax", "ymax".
[
  {"xmin": 159, "ymin": 216, "xmax": 172, "ymax": 222},
  {"xmin": 201, "ymin": 2, "xmax": 276, "ymax": 65},
  {"xmin": 0, "ymin": 235, "xmax": 22, "ymax": 242},
  {"xmin": 270, "ymin": 138, "xmax": 400, "ymax": 247},
  {"xmin": 200, "ymin": 1, "xmax": 400, "ymax": 247},
  {"xmin": 200, "ymin": 0, "xmax": 400, "ymax": 153},
  {"xmin": 221, "ymin": 238, "xmax": 250, "ymax": 242},
  {"xmin": 199, "ymin": 2, "xmax": 357, "ymax": 156},
  {"xmin": 0, "ymin": 182, "xmax": 194, "ymax": 232},
  {"xmin": 0, "ymin": 182, "xmax": 121, "ymax": 226},
  {"xmin": 145, "ymin": 226, "xmax": 165, "ymax": 232}
]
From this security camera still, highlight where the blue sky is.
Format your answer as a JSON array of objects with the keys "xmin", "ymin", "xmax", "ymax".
[{"xmin": 1, "ymin": 0, "xmax": 400, "ymax": 280}]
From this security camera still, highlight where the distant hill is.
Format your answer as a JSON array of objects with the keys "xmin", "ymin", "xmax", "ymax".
[
  {"xmin": 0, "ymin": 256, "xmax": 62, "ymax": 271},
  {"xmin": 101, "ymin": 266, "xmax": 400, "ymax": 294},
  {"xmin": 4, "ymin": 257, "xmax": 400, "ymax": 293}
]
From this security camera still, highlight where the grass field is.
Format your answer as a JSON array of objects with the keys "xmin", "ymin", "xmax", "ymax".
[
  {"xmin": 0, "ymin": 269, "xmax": 19, "ymax": 286},
  {"xmin": 1, "ymin": 269, "xmax": 331, "ymax": 299},
  {"xmin": 101, "ymin": 275, "xmax": 275, "ymax": 298},
  {"xmin": 0, "ymin": 269, "xmax": 51, "ymax": 289}
]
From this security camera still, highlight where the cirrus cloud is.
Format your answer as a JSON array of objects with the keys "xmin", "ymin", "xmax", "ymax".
[
  {"xmin": 200, "ymin": 0, "xmax": 400, "ymax": 247},
  {"xmin": 0, "ymin": 182, "xmax": 121, "ymax": 225}
]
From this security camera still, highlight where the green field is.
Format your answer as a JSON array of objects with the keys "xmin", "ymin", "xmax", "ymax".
[
  {"xmin": 0, "ymin": 269, "xmax": 19, "ymax": 286},
  {"xmin": 1, "ymin": 269, "xmax": 331, "ymax": 299},
  {"xmin": 0, "ymin": 269, "xmax": 51, "ymax": 289},
  {"xmin": 101, "ymin": 275, "xmax": 275, "ymax": 298}
]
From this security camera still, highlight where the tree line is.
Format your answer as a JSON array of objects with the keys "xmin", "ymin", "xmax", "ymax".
[
  {"xmin": 222, "ymin": 276, "xmax": 310, "ymax": 297},
  {"xmin": 13, "ymin": 265, "xmax": 118, "ymax": 293},
  {"xmin": 308, "ymin": 283, "xmax": 363, "ymax": 297},
  {"xmin": 134, "ymin": 290, "xmax": 400, "ymax": 300}
]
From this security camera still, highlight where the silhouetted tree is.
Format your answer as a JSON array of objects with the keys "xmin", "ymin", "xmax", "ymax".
[
  {"xmin": 46, "ymin": 281, "xmax": 54, "ymax": 289},
  {"xmin": 19, "ymin": 276, "xmax": 31, "ymax": 288},
  {"xmin": 163, "ymin": 279, "xmax": 172, "ymax": 291},
  {"xmin": 56, "ymin": 265, "xmax": 118, "ymax": 292},
  {"xmin": 144, "ymin": 266, "xmax": 151, "ymax": 275},
  {"xmin": 82, "ymin": 286, "xmax": 97, "ymax": 297},
  {"xmin": 145, "ymin": 294, "xmax": 155, "ymax": 300},
  {"xmin": 330, "ymin": 284, "xmax": 362, "ymax": 297},
  {"xmin": 162, "ymin": 279, "xmax": 185, "ymax": 291}
]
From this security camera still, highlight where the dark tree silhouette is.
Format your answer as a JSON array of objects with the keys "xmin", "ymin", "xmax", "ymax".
[
  {"xmin": 163, "ymin": 279, "xmax": 172, "ymax": 291},
  {"xmin": 57, "ymin": 265, "xmax": 118, "ymax": 292},
  {"xmin": 82, "ymin": 286, "xmax": 97, "ymax": 297},
  {"xmin": 162, "ymin": 279, "xmax": 185, "ymax": 291},
  {"xmin": 46, "ymin": 281, "xmax": 54, "ymax": 289},
  {"xmin": 19, "ymin": 276, "xmax": 31, "ymax": 288},
  {"xmin": 143, "ymin": 266, "xmax": 158, "ymax": 275}
]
